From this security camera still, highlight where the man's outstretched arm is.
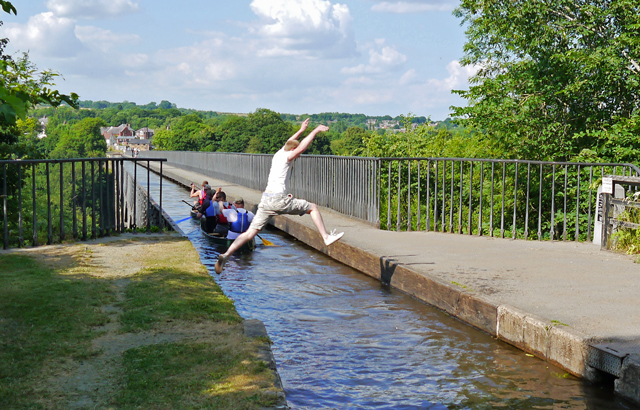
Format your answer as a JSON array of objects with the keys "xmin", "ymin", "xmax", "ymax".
[
  {"xmin": 287, "ymin": 124, "xmax": 329, "ymax": 161},
  {"xmin": 287, "ymin": 118, "xmax": 310, "ymax": 142}
]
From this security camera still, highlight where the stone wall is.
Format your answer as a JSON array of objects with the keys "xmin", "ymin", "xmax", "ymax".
[{"xmin": 121, "ymin": 166, "xmax": 174, "ymax": 232}]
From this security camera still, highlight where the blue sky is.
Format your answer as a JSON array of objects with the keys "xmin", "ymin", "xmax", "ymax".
[{"xmin": 1, "ymin": 0, "xmax": 474, "ymax": 120}]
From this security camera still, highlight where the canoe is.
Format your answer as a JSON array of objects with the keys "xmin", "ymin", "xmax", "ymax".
[{"xmin": 200, "ymin": 226, "xmax": 256, "ymax": 252}]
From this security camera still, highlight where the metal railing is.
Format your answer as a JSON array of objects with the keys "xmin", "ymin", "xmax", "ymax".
[
  {"xmin": 140, "ymin": 151, "xmax": 639, "ymax": 241},
  {"xmin": 0, "ymin": 157, "xmax": 167, "ymax": 249},
  {"xmin": 140, "ymin": 151, "xmax": 380, "ymax": 224},
  {"xmin": 380, "ymin": 158, "xmax": 640, "ymax": 241}
]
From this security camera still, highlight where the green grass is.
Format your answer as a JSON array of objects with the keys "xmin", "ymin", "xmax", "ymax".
[
  {"xmin": 119, "ymin": 267, "xmax": 242, "ymax": 332},
  {"xmin": 113, "ymin": 342, "xmax": 277, "ymax": 409},
  {"xmin": 0, "ymin": 253, "xmax": 114, "ymax": 408},
  {"xmin": 0, "ymin": 238, "xmax": 280, "ymax": 409}
]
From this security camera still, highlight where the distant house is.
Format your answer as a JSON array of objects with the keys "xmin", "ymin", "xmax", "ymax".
[
  {"xmin": 101, "ymin": 123, "xmax": 136, "ymax": 147},
  {"xmin": 37, "ymin": 116, "xmax": 49, "ymax": 139},
  {"xmin": 136, "ymin": 127, "xmax": 154, "ymax": 139}
]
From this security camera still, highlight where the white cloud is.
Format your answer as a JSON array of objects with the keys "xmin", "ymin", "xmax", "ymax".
[
  {"xmin": 2, "ymin": 12, "xmax": 83, "ymax": 58},
  {"xmin": 249, "ymin": 0, "xmax": 356, "ymax": 58},
  {"xmin": 75, "ymin": 26, "xmax": 140, "ymax": 53},
  {"xmin": 399, "ymin": 68, "xmax": 417, "ymax": 85},
  {"xmin": 428, "ymin": 60, "xmax": 478, "ymax": 90},
  {"xmin": 154, "ymin": 35, "xmax": 242, "ymax": 87},
  {"xmin": 329, "ymin": 59, "xmax": 476, "ymax": 118},
  {"xmin": 341, "ymin": 40, "xmax": 406, "ymax": 74},
  {"xmin": 370, "ymin": 0, "xmax": 455, "ymax": 13},
  {"xmin": 46, "ymin": 0, "xmax": 140, "ymax": 19}
]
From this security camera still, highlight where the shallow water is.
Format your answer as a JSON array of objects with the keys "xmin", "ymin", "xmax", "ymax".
[{"xmin": 136, "ymin": 164, "xmax": 637, "ymax": 409}]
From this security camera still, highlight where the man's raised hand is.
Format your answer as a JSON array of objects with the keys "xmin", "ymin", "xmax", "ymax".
[
  {"xmin": 300, "ymin": 118, "xmax": 310, "ymax": 132},
  {"xmin": 315, "ymin": 124, "xmax": 329, "ymax": 133}
]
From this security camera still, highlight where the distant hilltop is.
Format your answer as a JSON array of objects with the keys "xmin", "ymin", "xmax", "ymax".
[{"xmin": 75, "ymin": 100, "xmax": 447, "ymax": 124}]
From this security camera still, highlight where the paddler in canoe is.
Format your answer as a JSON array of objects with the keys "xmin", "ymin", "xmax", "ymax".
[
  {"xmin": 190, "ymin": 180, "xmax": 209, "ymax": 207},
  {"xmin": 199, "ymin": 189, "xmax": 256, "ymax": 251}
]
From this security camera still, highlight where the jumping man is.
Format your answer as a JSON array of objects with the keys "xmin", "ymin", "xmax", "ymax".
[{"xmin": 215, "ymin": 118, "xmax": 344, "ymax": 274}]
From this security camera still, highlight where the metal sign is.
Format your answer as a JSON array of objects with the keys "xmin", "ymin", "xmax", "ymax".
[{"xmin": 602, "ymin": 177, "xmax": 613, "ymax": 194}]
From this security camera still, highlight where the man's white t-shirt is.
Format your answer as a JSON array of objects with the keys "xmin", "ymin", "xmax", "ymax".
[
  {"xmin": 223, "ymin": 208, "xmax": 255, "ymax": 240},
  {"xmin": 264, "ymin": 148, "xmax": 291, "ymax": 194}
]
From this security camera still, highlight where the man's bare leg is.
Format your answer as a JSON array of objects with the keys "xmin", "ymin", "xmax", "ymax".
[
  {"xmin": 308, "ymin": 203, "xmax": 329, "ymax": 239},
  {"xmin": 215, "ymin": 228, "xmax": 258, "ymax": 274},
  {"xmin": 308, "ymin": 203, "xmax": 343, "ymax": 246}
]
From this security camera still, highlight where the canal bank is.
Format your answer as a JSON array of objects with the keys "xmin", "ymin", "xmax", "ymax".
[{"xmin": 147, "ymin": 160, "xmax": 640, "ymax": 405}]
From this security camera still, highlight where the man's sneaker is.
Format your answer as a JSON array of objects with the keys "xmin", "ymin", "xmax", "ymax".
[
  {"xmin": 324, "ymin": 230, "xmax": 344, "ymax": 246},
  {"xmin": 215, "ymin": 254, "xmax": 228, "ymax": 274}
]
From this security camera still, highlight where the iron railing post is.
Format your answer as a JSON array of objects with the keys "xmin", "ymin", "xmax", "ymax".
[
  {"xmin": 91, "ymin": 161, "xmax": 96, "ymax": 239},
  {"xmin": 512, "ymin": 163, "xmax": 518, "ymax": 240},
  {"xmin": 2, "ymin": 164, "xmax": 7, "ymax": 249},
  {"xmin": 147, "ymin": 160, "xmax": 151, "ymax": 234},
  {"xmin": 46, "ymin": 163, "xmax": 52, "ymax": 245},
  {"xmin": 32, "ymin": 163, "xmax": 37, "ymax": 246},
  {"xmin": 18, "ymin": 164, "xmax": 23, "ymax": 247},
  {"xmin": 82, "ymin": 161, "xmax": 87, "ymax": 241}
]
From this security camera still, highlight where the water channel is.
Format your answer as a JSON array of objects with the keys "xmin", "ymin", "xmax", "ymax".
[{"xmin": 134, "ymin": 164, "xmax": 637, "ymax": 409}]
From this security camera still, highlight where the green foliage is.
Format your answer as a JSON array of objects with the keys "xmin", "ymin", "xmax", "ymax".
[
  {"xmin": 453, "ymin": 0, "xmax": 640, "ymax": 162},
  {"xmin": 611, "ymin": 196, "xmax": 640, "ymax": 257},
  {"xmin": 331, "ymin": 126, "xmax": 369, "ymax": 156},
  {"xmin": 50, "ymin": 117, "xmax": 107, "ymax": 158},
  {"xmin": 0, "ymin": 161, "xmax": 112, "ymax": 248},
  {"xmin": 0, "ymin": 54, "xmax": 78, "ymax": 131},
  {"xmin": 0, "ymin": 2, "xmax": 78, "ymax": 159},
  {"xmin": 360, "ymin": 120, "xmax": 494, "ymax": 160}
]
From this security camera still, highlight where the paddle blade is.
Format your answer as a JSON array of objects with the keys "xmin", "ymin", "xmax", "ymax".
[{"xmin": 258, "ymin": 234, "xmax": 277, "ymax": 247}]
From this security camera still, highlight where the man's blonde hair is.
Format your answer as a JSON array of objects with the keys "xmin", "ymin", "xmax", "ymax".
[{"xmin": 284, "ymin": 140, "xmax": 300, "ymax": 151}]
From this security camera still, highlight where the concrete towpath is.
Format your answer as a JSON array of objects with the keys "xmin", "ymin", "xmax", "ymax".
[{"xmin": 149, "ymin": 161, "xmax": 640, "ymax": 404}]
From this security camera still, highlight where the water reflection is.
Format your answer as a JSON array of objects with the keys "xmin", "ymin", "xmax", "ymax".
[{"xmin": 137, "ymin": 165, "xmax": 637, "ymax": 410}]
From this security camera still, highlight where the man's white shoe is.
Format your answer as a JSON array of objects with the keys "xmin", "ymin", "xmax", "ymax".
[{"xmin": 324, "ymin": 230, "xmax": 344, "ymax": 246}]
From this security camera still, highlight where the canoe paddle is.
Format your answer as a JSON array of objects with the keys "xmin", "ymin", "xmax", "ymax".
[
  {"xmin": 257, "ymin": 234, "xmax": 277, "ymax": 247},
  {"xmin": 182, "ymin": 200, "xmax": 196, "ymax": 209},
  {"xmin": 175, "ymin": 216, "xmax": 193, "ymax": 223}
]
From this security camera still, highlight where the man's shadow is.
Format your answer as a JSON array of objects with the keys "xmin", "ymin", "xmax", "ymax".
[{"xmin": 379, "ymin": 255, "xmax": 434, "ymax": 285}]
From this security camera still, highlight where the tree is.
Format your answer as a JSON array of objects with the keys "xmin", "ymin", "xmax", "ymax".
[
  {"xmin": 218, "ymin": 116, "xmax": 250, "ymax": 152},
  {"xmin": 452, "ymin": 0, "xmax": 640, "ymax": 161},
  {"xmin": 331, "ymin": 126, "xmax": 368, "ymax": 156},
  {"xmin": 50, "ymin": 117, "xmax": 107, "ymax": 158},
  {"xmin": 158, "ymin": 100, "xmax": 174, "ymax": 110},
  {"xmin": 0, "ymin": 1, "xmax": 78, "ymax": 159}
]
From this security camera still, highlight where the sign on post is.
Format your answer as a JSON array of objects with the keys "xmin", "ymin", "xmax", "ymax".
[{"xmin": 602, "ymin": 177, "xmax": 613, "ymax": 194}]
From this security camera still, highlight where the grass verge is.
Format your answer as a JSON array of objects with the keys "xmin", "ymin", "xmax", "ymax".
[
  {"xmin": 0, "ymin": 252, "xmax": 113, "ymax": 408},
  {"xmin": 0, "ymin": 235, "xmax": 280, "ymax": 409}
]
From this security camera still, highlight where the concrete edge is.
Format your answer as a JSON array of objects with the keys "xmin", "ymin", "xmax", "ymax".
[
  {"xmin": 243, "ymin": 319, "xmax": 289, "ymax": 410},
  {"xmin": 615, "ymin": 354, "xmax": 640, "ymax": 404}
]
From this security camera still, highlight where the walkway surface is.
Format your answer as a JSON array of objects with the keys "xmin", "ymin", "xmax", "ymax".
[{"xmin": 149, "ymin": 161, "xmax": 640, "ymax": 402}]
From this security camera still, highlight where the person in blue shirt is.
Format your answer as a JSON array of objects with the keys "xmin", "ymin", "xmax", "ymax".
[{"xmin": 223, "ymin": 198, "xmax": 254, "ymax": 240}]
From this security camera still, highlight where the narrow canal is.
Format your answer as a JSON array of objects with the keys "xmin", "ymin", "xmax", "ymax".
[{"xmin": 135, "ymin": 164, "xmax": 636, "ymax": 409}]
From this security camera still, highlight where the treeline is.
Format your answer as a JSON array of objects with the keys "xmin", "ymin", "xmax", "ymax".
[
  {"xmin": 281, "ymin": 112, "xmax": 429, "ymax": 127},
  {"xmin": 25, "ymin": 101, "xmax": 460, "ymax": 158}
]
